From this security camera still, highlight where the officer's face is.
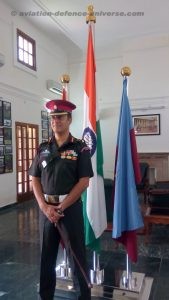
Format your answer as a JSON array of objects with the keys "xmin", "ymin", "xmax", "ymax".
[{"xmin": 50, "ymin": 114, "xmax": 72, "ymax": 134}]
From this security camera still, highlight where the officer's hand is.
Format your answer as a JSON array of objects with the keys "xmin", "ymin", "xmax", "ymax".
[{"xmin": 43, "ymin": 204, "xmax": 64, "ymax": 223}]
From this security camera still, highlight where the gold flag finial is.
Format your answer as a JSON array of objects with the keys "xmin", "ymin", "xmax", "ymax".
[
  {"xmin": 121, "ymin": 66, "xmax": 131, "ymax": 77},
  {"xmin": 60, "ymin": 74, "xmax": 70, "ymax": 100},
  {"xmin": 60, "ymin": 74, "xmax": 70, "ymax": 84},
  {"xmin": 86, "ymin": 5, "xmax": 96, "ymax": 23}
]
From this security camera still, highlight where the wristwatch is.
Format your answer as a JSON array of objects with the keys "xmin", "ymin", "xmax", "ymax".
[{"xmin": 57, "ymin": 208, "xmax": 63, "ymax": 215}]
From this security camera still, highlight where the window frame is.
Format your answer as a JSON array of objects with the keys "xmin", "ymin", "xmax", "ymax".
[{"xmin": 17, "ymin": 29, "xmax": 36, "ymax": 71}]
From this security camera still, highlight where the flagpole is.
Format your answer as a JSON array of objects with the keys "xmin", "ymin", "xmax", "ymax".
[
  {"xmin": 85, "ymin": 5, "xmax": 104, "ymax": 286},
  {"xmin": 120, "ymin": 66, "xmax": 134, "ymax": 289},
  {"xmin": 120, "ymin": 66, "xmax": 132, "ymax": 289}
]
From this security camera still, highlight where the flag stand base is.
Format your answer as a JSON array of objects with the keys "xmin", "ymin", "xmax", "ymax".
[
  {"xmin": 52, "ymin": 271, "xmax": 153, "ymax": 299},
  {"xmin": 90, "ymin": 269, "xmax": 104, "ymax": 285},
  {"xmin": 57, "ymin": 263, "xmax": 72, "ymax": 279},
  {"xmin": 90, "ymin": 251, "xmax": 104, "ymax": 285},
  {"xmin": 112, "ymin": 271, "xmax": 153, "ymax": 299},
  {"xmin": 55, "ymin": 247, "xmax": 72, "ymax": 280}
]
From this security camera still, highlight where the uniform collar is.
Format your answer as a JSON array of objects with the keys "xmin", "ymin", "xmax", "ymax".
[{"xmin": 50, "ymin": 133, "xmax": 76, "ymax": 149}]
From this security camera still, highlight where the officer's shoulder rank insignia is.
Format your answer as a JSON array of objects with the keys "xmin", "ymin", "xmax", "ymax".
[{"xmin": 80, "ymin": 140, "xmax": 90, "ymax": 152}]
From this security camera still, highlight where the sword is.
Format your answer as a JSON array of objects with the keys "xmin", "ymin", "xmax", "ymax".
[{"xmin": 54, "ymin": 210, "xmax": 92, "ymax": 289}]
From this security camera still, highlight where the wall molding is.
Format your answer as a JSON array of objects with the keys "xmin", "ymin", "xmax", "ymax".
[{"xmin": 0, "ymin": 81, "xmax": 44, "ymax": 104}]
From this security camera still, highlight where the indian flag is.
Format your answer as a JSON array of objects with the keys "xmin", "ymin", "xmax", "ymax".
[{"xmin": 82, "ymin": 24, "xmax": 107, "ymax": 252}]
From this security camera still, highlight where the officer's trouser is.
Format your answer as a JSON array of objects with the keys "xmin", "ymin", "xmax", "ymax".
[{"xmin": 39, "ymin": 200, "xmax": 91, "ymax": 300}]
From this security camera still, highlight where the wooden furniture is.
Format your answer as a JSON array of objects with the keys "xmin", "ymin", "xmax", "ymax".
[
  {"xmin": 144, "ymin": 187, "xmax": 169, "ymax": 242},
  {"xmin": 104, "ymin": 178, "xmax": 114, "ymax": 224},
  {"xmin": 139, "ymin": 153, "xmax": 169, "ymax": 181},
  {"xmin": 136, "ymin": 162, "xmax": 150, "ymax": 203}
]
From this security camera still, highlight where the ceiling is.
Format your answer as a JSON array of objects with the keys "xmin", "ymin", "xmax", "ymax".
[{"xmin": 2, "ymin": 0, "xmax": 169, "ymax": 56}]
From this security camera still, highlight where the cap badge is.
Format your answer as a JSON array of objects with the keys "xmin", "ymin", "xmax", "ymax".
[{"xmin": 54, "ymin": 105, "xmax": 57, "ymax": 109}]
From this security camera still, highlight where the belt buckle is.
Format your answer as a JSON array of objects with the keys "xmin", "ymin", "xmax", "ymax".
[{"xmin": 47, "ymin": 195, "xmax": 59, "ymax": 204}]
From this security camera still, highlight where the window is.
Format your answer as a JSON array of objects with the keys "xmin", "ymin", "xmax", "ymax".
[{"xmin": 17, "ymin": 29, "xmax": 36, "ymax": 71}]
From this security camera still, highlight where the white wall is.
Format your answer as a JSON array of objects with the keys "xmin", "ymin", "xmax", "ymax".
[
  {"xmin": 0, "ymin": 2, "xmax": 68, "ymax": 207},
  {"xmin": 68, "ymin": 34, "xmax": 169, "ymax": 179}
]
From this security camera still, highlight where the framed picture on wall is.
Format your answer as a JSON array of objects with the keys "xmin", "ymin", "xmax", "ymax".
[
  {"xmin": 4, "ymin": 154, "xmax": 13, "ymax": 173},
  {"xmin": 42, "ymin": 129, "xmax": 48, "ymax": 140},
  {"xmin": 0, "ymin": 127, "xmax": 3, "ymax": 136},
  {"xmin": 0, "ymin": 136, "xmax": 3, "ymax": 145},
  {"xmin": 41, "ymin": 110, "xmax": 48, "ymax": 120},
  {"xmin": 4, "ymin": 145, "xmax": 12, "ymax": 154},
  {"xmin": 4, "ymin": 127, "xmax": 12, "ymax": 145},
  {"xmin": 0, "ymin": 100, "xmax": 3, "ymax": 126},
  {"xmin": 41, "ymin": 119, "xmax": 48, "ymax": 130},
  {"xmin": 0, "ymin": 156, "xmax": 4, "ymax": 167},
  {"xmin": 0, "ymin": 155, "xmax": 4, "ymax": 174},
  {"xmin": 3, "ymin": 101, "xmax": 12, "ymax": 127},
  {"xmin": 133, "ymin": 114, "xmax": 160, "ymax": 136},
  {"xmin": 0, "ymin": 146, "xmax": 4, "ymax": 156},
  {"xmin": 48, "ymin": 125, "xmax": 53, "ymax": 137}
]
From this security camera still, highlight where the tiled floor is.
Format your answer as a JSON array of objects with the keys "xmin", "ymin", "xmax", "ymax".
[{"xmin": 0, "ymin": 199, "xmax": 169, "ymax": 299}]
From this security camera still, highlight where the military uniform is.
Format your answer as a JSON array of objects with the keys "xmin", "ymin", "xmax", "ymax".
[{"xmin": 29, "ymin": 134, "xmax": 93, "ymax": 300}]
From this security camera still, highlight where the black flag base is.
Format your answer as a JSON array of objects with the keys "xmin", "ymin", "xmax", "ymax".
[{"xmin": 52, "ymin": 271, "xmax": 153, "ymax": 299}]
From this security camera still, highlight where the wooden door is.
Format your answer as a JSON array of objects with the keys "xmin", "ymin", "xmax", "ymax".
[{"xmin": 16, "ymin": 122, "xmax": 39, "ymax": 201}]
